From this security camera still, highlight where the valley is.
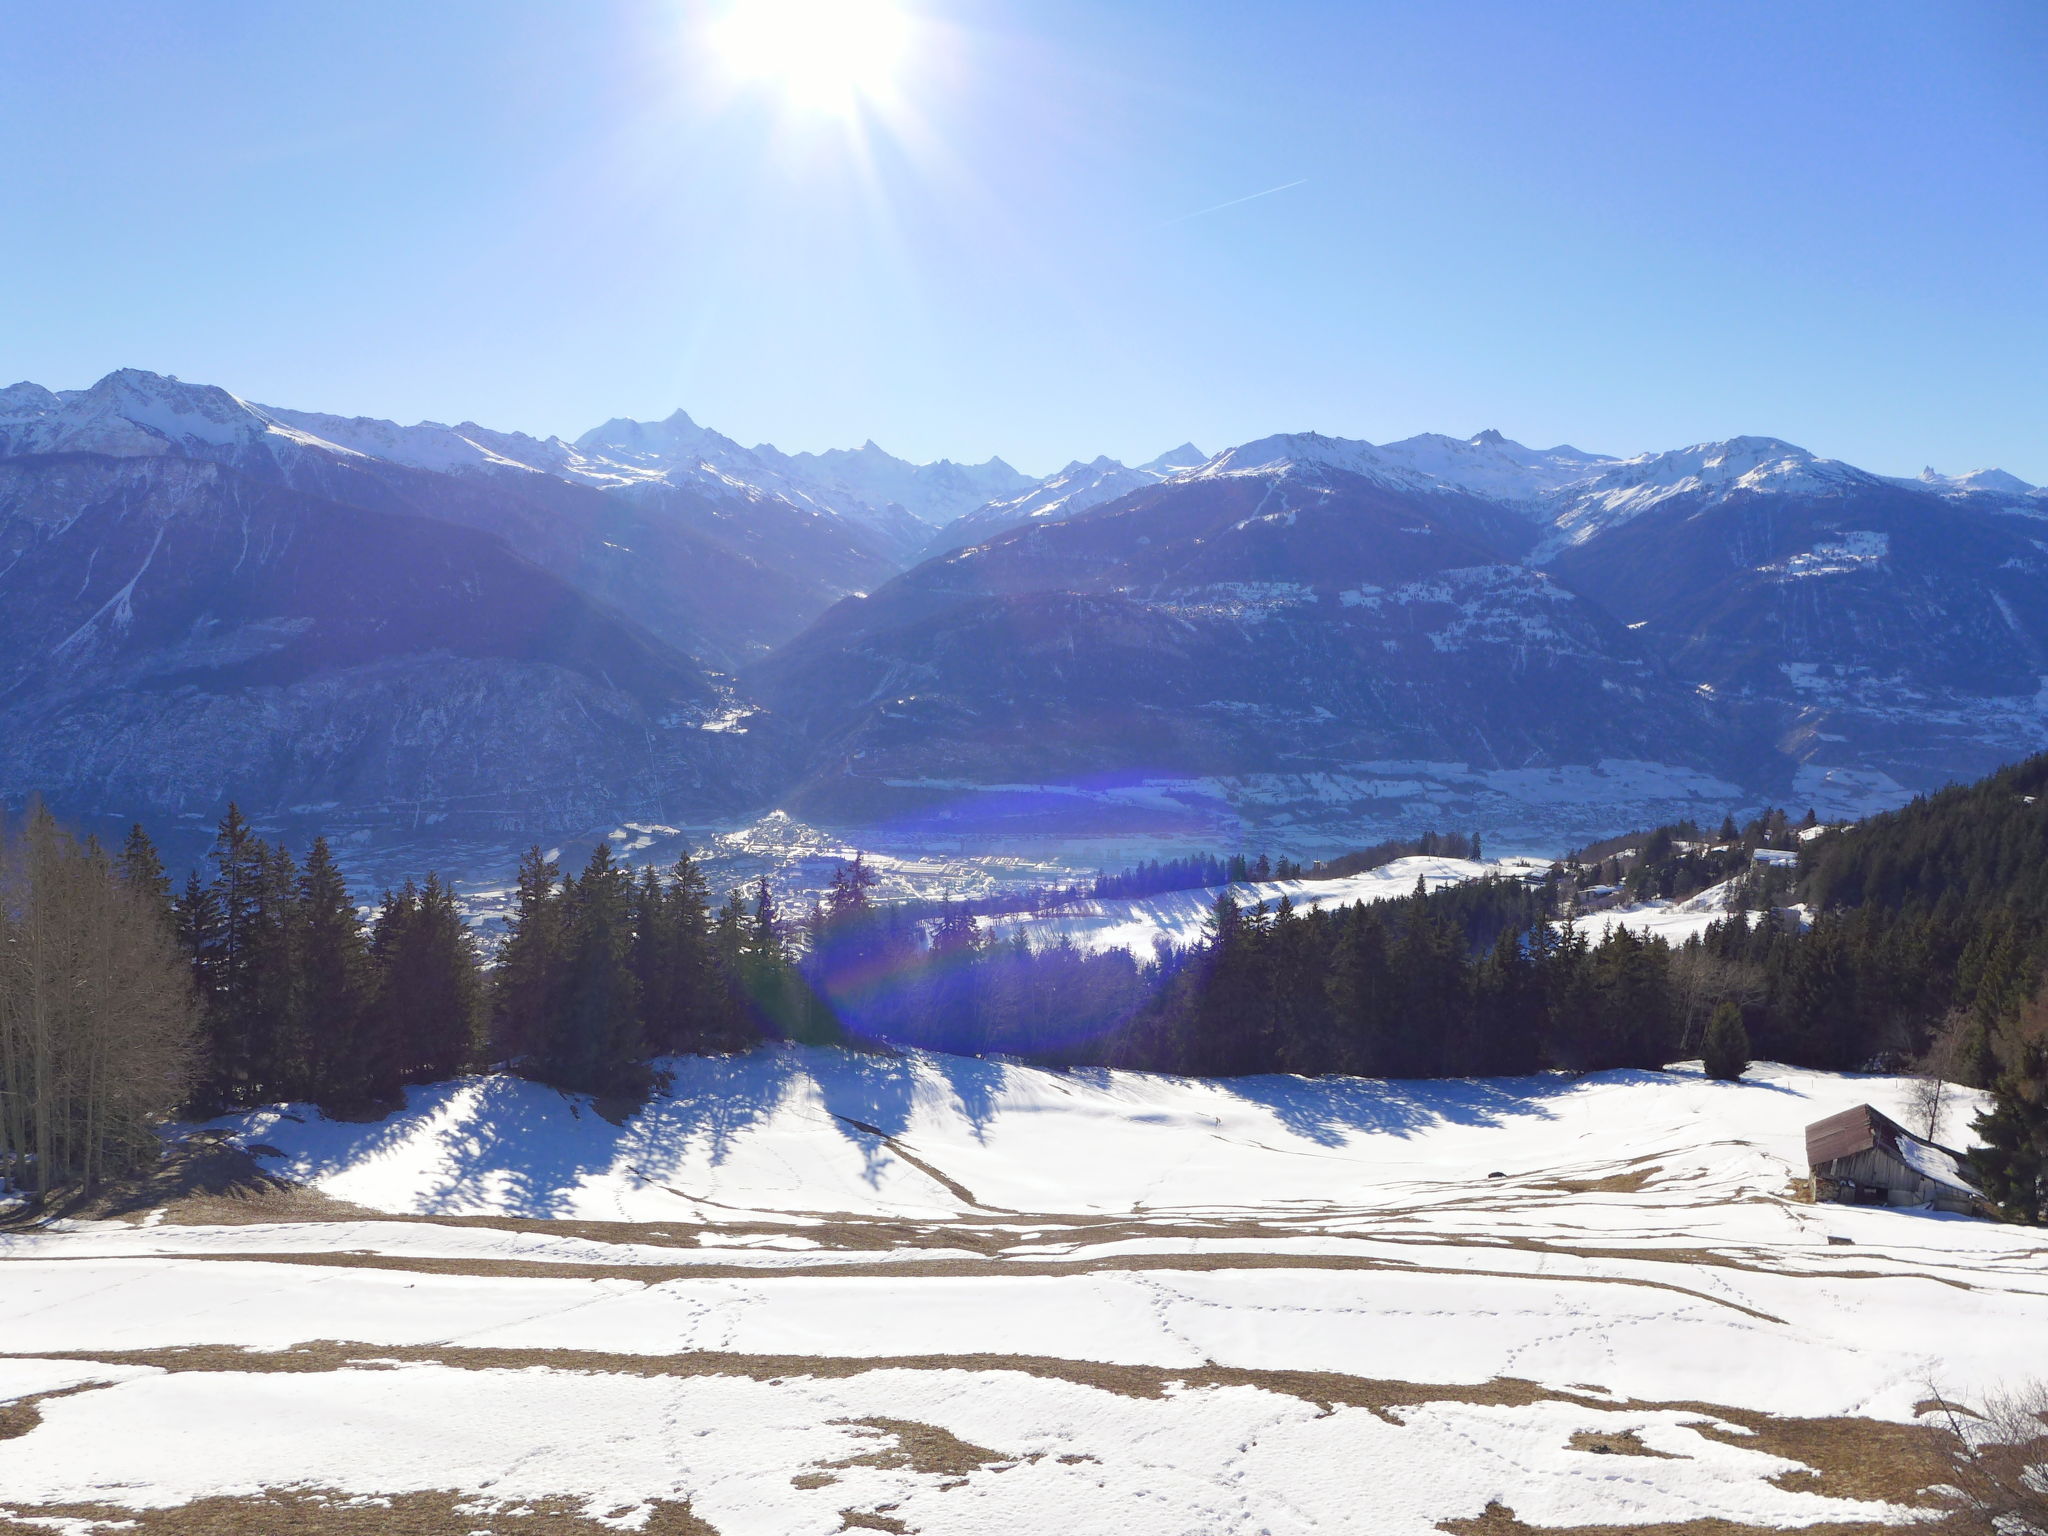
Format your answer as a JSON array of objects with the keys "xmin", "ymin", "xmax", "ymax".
[{"xmin": 6, "ymin": 372, "xmax": 2047, "ymax": 881}]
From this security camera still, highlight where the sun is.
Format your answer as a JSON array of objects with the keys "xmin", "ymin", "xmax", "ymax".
[{"xmin": 710, "ymin": 0, "xmax": 913, "ymax": 114}]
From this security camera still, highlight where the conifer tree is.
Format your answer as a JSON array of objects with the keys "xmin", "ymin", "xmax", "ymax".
[
  {"xmin": 746, "ymin": 876, "xmax": 819, "ymax": 1041},
  {"xmin": 186, "ymin": 804, "xmax": 268, "ymax": 1106},
  {"xmin": 1474, "ymin": 925, "xmax": 1542, "ymax": 1076},
  {"xmin": 248, "ymin": 841, "xmax": 305, "ymax": 1098},
  {"xmin": 296, "ymin": 838, "xmax": 375, "ymax": 1107},
  {"xmin": 407, "ymin": 873, "xmax": 485, "ymax": 1080},
  {"xmin": 494, "ymin": 847, "xmax": 564, "ymax": 1065},
  {"xmin": 712, "ymin": 889, "xmax": 751, "ymax": 1036},
  {"xmin": 1970, "ymin": 1040, "xmax": 2047, "ymax": 1223},
  {"xmin": 1326, "ymin": 907, "xmax": 1395, "ymax": 1076},
  {"xmin": 116, "ymin": 824, "xmax": 174, "ymax": 930},
  {"xmin": 663, "ymin": 849, "xmax": 717, "ymax": 1047},
  {"xmin": 631, "ymin": 865, "xmax": 680, "ymax": 1053},
  {"xmin": 1702, "ymin": 1000, "xmax": 1751, "ymax": 1081},
  {"xmin": 364, "ymin": 883, "xmax": 419, "ymax": 1103},
  {"xmin": 542, "ymin": 846, "xmax": 643, "ymax": 1095},
  {"xmin": 174, "ymin": 871, "xmax": 221, "ymax": 1011}
]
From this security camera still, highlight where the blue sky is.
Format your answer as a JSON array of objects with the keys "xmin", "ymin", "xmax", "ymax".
[{"xmin": 3, "ymin": 0, "xmax": 2043, "ymax": 479}]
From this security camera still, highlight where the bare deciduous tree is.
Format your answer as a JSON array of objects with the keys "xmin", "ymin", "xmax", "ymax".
[
  {"xmin": 1909, "ymin": 1072, "xmax": 1952, "ymax": 1144},
  {"xmin": 0, "ymin": 803, "xmax": 196, "ymax": 1202},
  {"xmin": 1931, "ymin": 1381, "xmax": 2048, "ymax": 1535},
  {"xmin": 1670, "ymin": 946, "xmax": 1764, "ymax": 1056}
]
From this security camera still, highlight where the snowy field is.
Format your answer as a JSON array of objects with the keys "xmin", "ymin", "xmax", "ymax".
[
  {"xmin": 984, "ymin": 857, "xmax": 1763, "ymax": 957},
  {"xmin": 987, "ymin": 855, "xmax": 1552, "ymax": 955},
  {"xmin": 1, "ymin": 1048, "xmax": 2039, "ymax": 1534}
]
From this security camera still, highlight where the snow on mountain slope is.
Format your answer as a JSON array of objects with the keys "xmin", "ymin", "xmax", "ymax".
[
  {"xmin": 988, "ymin": 855, "xmax": 1551, "ymax": 955},
  {"xmin": 571, "ymin": 410, "xmax": 1028, "ymax": 546},
  {"xmin": 1887, "ymin": 464, "xmax": 2048, "ymax": 517},
  {"xmin": 0, "ymin": 369, "xmax": 360, "ymax": 463},
  {"xmin": 1186, "ymin": 429, "xmax": 1445, "ymax": 490},
  {"xmin": 1, "ymin": 1049, "xmax": 2037, "ymax": 1534},
  {"xmin": 931, "ymin": 445, "xmax": 1210, "ymax": 553},
  {"xmin": 1903, "ymin": 465, "xmax": 2037, "ymax": 497},
  {"xmin": 778, "ymin": 438, "xmax": 1037, "ymax": 526},
  {"xmin": 1535, "ymin": 437, "xmax": 1883, "ymax": 556},
  {"xmin": 1139, "ymin": 441, "xmax": 1208, "ymax": 475},
  {"xmin": 1369, "ymin": 428, "xmax": 1620, "ymax": 505},
  {"xmin": 255, "ymin": 402, "xmax": 575, "ymax": 477}
]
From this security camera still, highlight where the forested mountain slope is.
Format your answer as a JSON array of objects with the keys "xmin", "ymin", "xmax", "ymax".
[
  {"xmin": 749, "ymin": 459, "xmax": 1724, "ymax": 824},
  {"xmin": 0, "ymin": 453, "xmax": 771, "ymax": 845}
]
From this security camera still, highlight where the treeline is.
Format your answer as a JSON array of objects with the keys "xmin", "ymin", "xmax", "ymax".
[
  {"xmin": 1090, "ymin": 852, "xmax": 1302, "ymax": 901},
  {"xmin": 1088, "ymin": 829, "xmax": 1485, "ymax": 902},
  {"xmin": 160, "ymin": 808, "xmax": 485, "ymax": 1113},
  {"xmin": 10, "ymin": 756, "xmax": 2048, "ymax": 1221},
  {"xmin": 1304, "ymin": 830, "xmax": 1484, "ymax": 880}
]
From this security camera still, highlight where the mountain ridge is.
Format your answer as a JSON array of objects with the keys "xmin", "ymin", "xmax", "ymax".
[{"xmin": 7, "ymin": 364, "xmax": 2048, "ymax": 863}]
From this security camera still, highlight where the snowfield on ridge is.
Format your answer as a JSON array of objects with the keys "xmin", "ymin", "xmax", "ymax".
[{"xmin": 1, "ymin": 1048, "xmax": 2039, "ymax": 1534}]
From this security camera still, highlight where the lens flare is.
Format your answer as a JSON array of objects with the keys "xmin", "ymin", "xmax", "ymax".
[{"xmin": 710, "ymin": 0, "xmax": 912, "ymax": 114}]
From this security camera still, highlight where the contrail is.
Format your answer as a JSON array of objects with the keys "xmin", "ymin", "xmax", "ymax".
[{"xmin": 1166, "ymin": 178, "xmax": 1308, "ymax": 224}]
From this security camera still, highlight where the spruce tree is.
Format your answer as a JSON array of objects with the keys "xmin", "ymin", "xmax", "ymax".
[
  {"xmin": 248, "ymin": 841, "xmax": 305, "ymax": 1099},
  {"xmin": 1969, "ymin": 1040, "xmax": 2047, "ymax": 1223},
  {"xmin": 746, "ymin": 876, "xmax": 819, "ymax": 1042},
  {"xmin": 1702, "ymin": 1000, "xmax": 1751, "ymax": 1081},
  {"xmin": 188, "ymin": 804, "xmax": 268, "ymax": 1106},
  {"xmin": 116, "ymin": 824, "xmax": 175, "ymax": 931},
  {"xmin": 712, "ymin": 890, "xmax": 752, "ymax": 1039},
  {"xmin": 542, "ymin": 845, "xmax": 644, "ymax": 1095},
  {"xmin": 493, "ymin": 847, "xmax": 564, "ymax": 1066},
  {"xmin": 297, "ymin": 838, "xmax": 375, "ymax": 1108},
  {"xmin": 1474, "ymin": 925, "xmax": 1542, "ymax": 1076},
  {"xmin": 1326, "ymin": 907, "xmax": 1394, "ymax": 1076},
  {"xmin": 408, "ymin": 874, "xmax": 485, "ymax": 1080},
  {"xmin": 664, "ymin": 849, "xmax": 716, "ymax": 1048},
  {"xmin": 364, "ymin": 883, "xmax": 419, "ymax": 1104},
  {"xmin": 631, "ymin": 865, "xmax": 680, "ymax": 1053}
]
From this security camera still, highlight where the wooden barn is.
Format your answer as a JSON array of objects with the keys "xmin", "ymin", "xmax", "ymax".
[{"xmin": 1805, "ymin": 1104, "xmax": 1988, "ymax": 1216}]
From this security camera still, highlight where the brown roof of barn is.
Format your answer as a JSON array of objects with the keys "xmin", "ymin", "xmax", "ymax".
[{"xmin": 1806, "ymin": 1103, "xmax": 1898, "ymax": 1167}]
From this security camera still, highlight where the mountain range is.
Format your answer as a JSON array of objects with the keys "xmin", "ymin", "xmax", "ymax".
[{"xmin": 6, "ymin": 367, "xmax": 2046, "ymax": 866}]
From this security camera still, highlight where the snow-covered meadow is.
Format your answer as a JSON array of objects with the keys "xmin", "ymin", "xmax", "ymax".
[
  {"xmin": 985, "ymin": 855, "xmax": 1552, "ymax": 955},
  {"xmin": 2, "ymin": 1048, "xmax": 2039, "ymax": 1534}
]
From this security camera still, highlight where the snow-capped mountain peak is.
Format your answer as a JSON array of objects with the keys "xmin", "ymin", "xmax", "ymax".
[
  {"xmin": 1535, "ymin": 436, "xmax": 1881, "ymax": 556},
  {"xmin": 573, "ymin": 407, "xmax": 753, "ymax": 473},
  {"xmin": 1368, "ymin": 430, "xmax": 1620, "ymax": 506},
  {"xmin": 1188, "ymin": 431, "xmax": 1440, "ymax": 491},
  {"xmin": 1139, "ymin": 442, "xmax": 1208, "ymax": 475},
  {"xmin": 254, "ymin": 404, "xmax": 569, "ymax": 477},
  {"xmin": 0, "ymin": 368, "xmax": 359, "ymax": 463},
  {"xmin": 1913, "ymin": 465, "xmax": 2037, "ymax": 496},
  {"xmin": 930, "ymin": 447, "xmax": 1213, "ymax": 553}
]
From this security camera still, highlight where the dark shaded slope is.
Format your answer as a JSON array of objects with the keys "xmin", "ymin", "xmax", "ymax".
[
  {"xmin": 749, "ymin": 468, "xmax": 1725, "ymax": 822},
  {"xmin": 239, "ymin": 448, "xmax": 902, "ymax": 667},
  {"xmin": 1545, "ymin": 485, "xmax": 2048, "ymax": 786},
  {"xmin": 0, "ymin": 453, "xmax": 780, "ymax": 843}
]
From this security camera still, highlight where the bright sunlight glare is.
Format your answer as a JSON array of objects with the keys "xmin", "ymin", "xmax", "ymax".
[{"xmin": 710, "ymin": 0, "xmax": 913, "ymax": 113}]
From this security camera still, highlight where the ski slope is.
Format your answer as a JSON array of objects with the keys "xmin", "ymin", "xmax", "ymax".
[{"xmin": 1, "ymin": 1048, "xmax": 2039, "ymax": 1534}]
